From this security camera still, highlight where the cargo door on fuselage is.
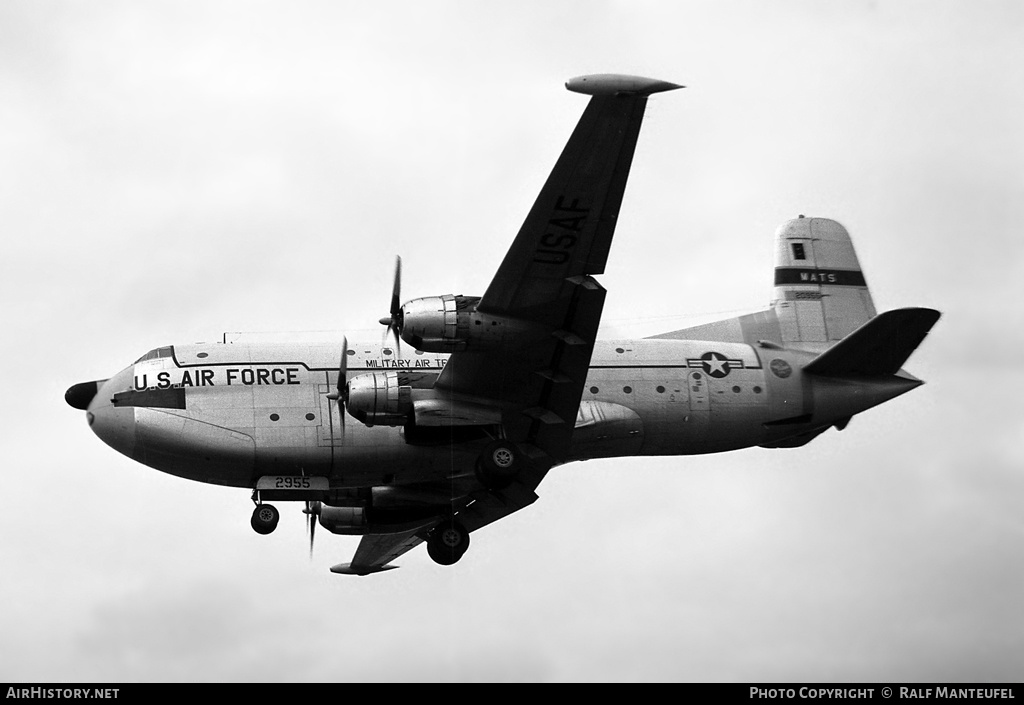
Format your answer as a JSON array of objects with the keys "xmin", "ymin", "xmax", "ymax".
[{"xmin": 686, "ymin": 370, "xmax": 710, "ymax": 442}]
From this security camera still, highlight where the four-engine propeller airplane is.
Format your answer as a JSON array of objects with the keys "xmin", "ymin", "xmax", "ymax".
[{"xmin": 66, "ymin": 74, "xmax": 939, "ymax": 574}]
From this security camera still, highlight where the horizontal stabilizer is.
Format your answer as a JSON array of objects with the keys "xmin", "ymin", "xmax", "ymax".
[{"xmin": 803, "ymin": 307, "xmax": 940, "ymax": 376}]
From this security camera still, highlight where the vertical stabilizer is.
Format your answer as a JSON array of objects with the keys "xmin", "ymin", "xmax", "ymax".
[{"xmin": 772, "ymin": 217, "xmax": 876, "ymax": 345}]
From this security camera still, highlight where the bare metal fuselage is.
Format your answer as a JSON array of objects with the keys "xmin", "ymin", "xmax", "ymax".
[{"xmin": 86, "ymin": 333, "xmax": 917, "ymax": 490}]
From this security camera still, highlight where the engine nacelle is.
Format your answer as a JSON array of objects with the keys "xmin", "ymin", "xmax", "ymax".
[
  {"xmin": 318, "ymin": 502, "xmax": 450, "ymax": 536},
  {"xmin": 400, "ymin": 295, "xmax": 480, "ymax": 352},
  {"xmin": 346, "ymin": 372, "xmax": 412, "ymax": 426},
  {"xmin": 318, "ymin": 505, "xmax": 367, "ymax": 535}
]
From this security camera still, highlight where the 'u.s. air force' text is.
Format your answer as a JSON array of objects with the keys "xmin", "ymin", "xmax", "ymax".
[{"xmin": 134, "ymin": 367, "xmax": 301, "ymax": 390}]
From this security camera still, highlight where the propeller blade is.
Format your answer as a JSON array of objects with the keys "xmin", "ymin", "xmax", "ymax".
[
  {"xmin": 339, "ymin": 336, "xmax": 347, "ymax": 431},
  {"xmin": 338, "ymin": 335, "xmax": 348, "ymax": 401},
  {"xmin": 327, "ymin": 337, "xmax": 348, "ymax": 431},
  {"xmin": 389, "ymin": 255, "xmax": 402, "ymax": 319},
  {"xmin": 378, "ymin": 257, "xmax": 404, "ymax": 357},
  {"xmin": 390, "ymin": 324, "xmax": 402, "ymax": 359},
  {"xmin": 303, "ymin": 500, "xmax": 320, "ymax": 559},
  {"xmin": 381, "ymin": 322, "xmax": 402, "ymax": 360}
]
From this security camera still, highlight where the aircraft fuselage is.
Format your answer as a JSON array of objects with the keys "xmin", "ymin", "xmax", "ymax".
[{"xmin": 84, "ymin": 335, "xmax": 919, "ymax": 490}]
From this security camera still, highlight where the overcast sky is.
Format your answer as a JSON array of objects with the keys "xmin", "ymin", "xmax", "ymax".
[{"xmin": 2, "ymin": 0, "xmax": 1022, "ymax": 683}]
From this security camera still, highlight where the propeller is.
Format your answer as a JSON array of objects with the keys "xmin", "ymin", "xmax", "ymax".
[
  {"xmin": 312, "ymin": 335, "xmax": 351, "ymax": 559},
  {"xmin": 327, "ymin": 335, "xmax": 349, "ymax": 431},
  {"xmin": 378, "ymin": 255, "xmax": 403, "ymax": 354},
  {"xmin": 303, "ymin": 500, "xmax": 321, "ymax": 559}
]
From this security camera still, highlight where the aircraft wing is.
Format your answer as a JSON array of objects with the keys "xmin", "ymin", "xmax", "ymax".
[
  {"xmin": 331, "ymin": 476, "xmax": 544, "ymax": 575},
  {"xmin": 335, "ymin": 76, "xmax": 681, "ymax": 576},
  {"xmin": 436, "ymin": 74, "xmax": 681, "ymax": 464},
  {"xmin": 331, "ymin": 529, "xmax": 424, "ymax": 575}
]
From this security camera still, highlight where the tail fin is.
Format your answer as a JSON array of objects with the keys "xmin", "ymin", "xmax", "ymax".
[
  {"xmin": 804, "ymin": 307, "xmax": 941, "ymax": 376},
  {"xmin": 772, "ymin": 217, "xmax": 876, "ymax": 344}
]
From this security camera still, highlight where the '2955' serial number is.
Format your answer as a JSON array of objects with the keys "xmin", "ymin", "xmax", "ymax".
[{"xmin": 256, "ymin": 476, "xmax": 329, "ymax": 492}]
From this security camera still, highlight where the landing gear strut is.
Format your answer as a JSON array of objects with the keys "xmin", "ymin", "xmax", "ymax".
[
  {"xmin": 251, "ymin": 503, "xmax": 280, "ymax": 535},
  {"xmin": 426, "ymin": 519, "xmax": 470, "ymax": 566}
]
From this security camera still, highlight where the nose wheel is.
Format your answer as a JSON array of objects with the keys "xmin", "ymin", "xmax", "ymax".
[
  {"xmin": 251, "ymin": 503, "xmax": 280, "ymax": 535},
  {"xmin": 426, "ymin": 519, "xmax": 470, "ymax": 566}
]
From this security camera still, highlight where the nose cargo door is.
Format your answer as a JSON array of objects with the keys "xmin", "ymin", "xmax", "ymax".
[{"xmin": 134, "ymin": 408, "xmax": 255, "ymax": 485}]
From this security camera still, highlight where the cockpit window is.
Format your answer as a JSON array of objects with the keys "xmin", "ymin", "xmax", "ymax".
[{"xmin": 133, "ymin": 346, "xmax": 175, "ymax": 364}]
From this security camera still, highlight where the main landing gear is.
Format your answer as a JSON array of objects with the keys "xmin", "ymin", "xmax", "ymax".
[
  {"xmin": 423, "ymin": 439, "xmax": 521, "ymax": 566},
  {"xmin": 475, "ymin": 440, "xmax": 521, "ymax": 490},
  {"xmin": 426, "ymin": 519, "xmax": 470, "ymax": 566},
  {"xmin": 251, "ymin": 503, "xmax": 280, "ymax": 535}
]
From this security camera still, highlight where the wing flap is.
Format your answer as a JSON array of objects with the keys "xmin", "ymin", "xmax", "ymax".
[{"xmin": 437, "ymin": 274, "xmax": 606, "ymax": 462}]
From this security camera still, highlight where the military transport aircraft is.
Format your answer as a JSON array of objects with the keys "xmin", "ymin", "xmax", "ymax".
[{"xmin": 66, "ymin": 74, "xmax": 939, "ymax": 574}]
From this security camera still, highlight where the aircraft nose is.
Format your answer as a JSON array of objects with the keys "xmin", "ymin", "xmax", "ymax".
[
  {"xmin": 82, "ymin": 370, "xmax": 137, "ymax": 459},
  {"xmin": 65, "ymin": 380, "xmax": 105, "ymax": 410},
  {"xmin": 89, "ymin": 402, "xmax": 137, "ymax": 458}
]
